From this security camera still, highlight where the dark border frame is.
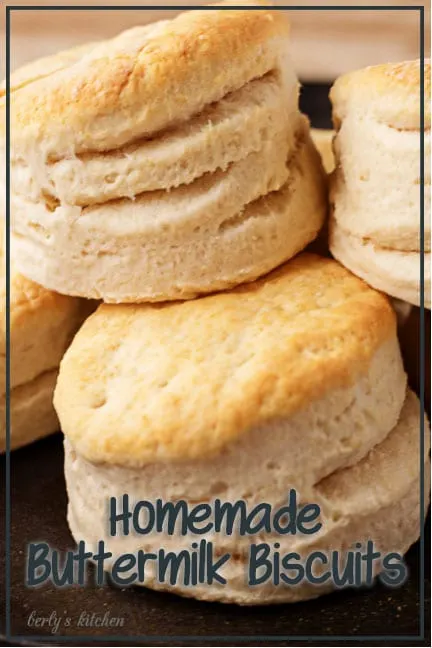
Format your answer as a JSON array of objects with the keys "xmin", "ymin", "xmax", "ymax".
[{"xmin": 3, "ymin": 3, "xmax": 428, "ymax": 644}]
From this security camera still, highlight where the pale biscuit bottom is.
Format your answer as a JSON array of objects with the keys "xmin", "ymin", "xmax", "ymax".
[
  {"xmin": 0, "ymin": 369, "xmax": 59, "ymax": 453},
  {"xmin": 330, "ymin": 219, "xmax": 431, "ymax": 309},
  {"xmin": 12, "ymin": 131, "xmax": 327, "ymax": 303},
  {"xmin": 64, "ymin": 390, "xmax": 429, "ymax": 605}
]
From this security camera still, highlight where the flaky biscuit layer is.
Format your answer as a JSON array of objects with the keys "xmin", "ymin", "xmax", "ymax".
[
  {"xmin": 12, "ymin": 70, "xmax": 299, "ymax": 206},
  {"xmin": 7, "ymin": 2, "xmax": 290, "ymax": 160},
  {"xmin": 329, "ymin": 219, "xmax": 431, "ymax": 308},
  {"xmin": 13, "ymin": 128, "xmax": 326, "ymax": 302},
  {"xmin": 55, "ymin": 253, "xmax": 405, "ymax": 467}
]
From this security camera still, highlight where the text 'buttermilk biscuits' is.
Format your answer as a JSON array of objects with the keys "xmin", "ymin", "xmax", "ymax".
[
  {"xmin": 329, "ymin": 59, "xmax": 431, "ymax": 308},
  {"xmin": 54, "ymin": 253, "xmax": 414, "ymax": 604},
  {"xmin": 7, "ymin": 1, "xmax": 327, "ymax": 303}
]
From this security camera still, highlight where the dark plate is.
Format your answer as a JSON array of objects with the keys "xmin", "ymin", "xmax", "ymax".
[{"xmin": 1, "ymin": 86, "xmax": 430, "ymax": 647}]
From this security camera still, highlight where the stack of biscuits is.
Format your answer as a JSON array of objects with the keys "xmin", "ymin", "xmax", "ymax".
[{"xmin": 4, "ymin": 1, "xmax": 430, "ymax": 605}]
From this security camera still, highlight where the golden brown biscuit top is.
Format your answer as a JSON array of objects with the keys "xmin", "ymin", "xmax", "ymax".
[
  {"xmin": 7, "ymin": 1, "xmax": 290, "ymax": 158},
  {"xmin": 0, "ymin": 42, "xmax": 98, "ymax": 98},
  {"xmin": 331, "ymin": 59, "xmax": 431, "ymax": 130},
  {"xmin": 55, "ymin": 254, "xmax": 396, "ymax": 467}
]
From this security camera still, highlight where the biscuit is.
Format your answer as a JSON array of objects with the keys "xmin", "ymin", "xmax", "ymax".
[
  {"xmin": 329, "ymin": 60, "xmax": 431, "ymax": 307},
  {"xmin": 55, "ymin": 253, "xmax": 406, "ymax": 482},
  {"xmin": 7, "ymin": 2, "xmax": 327, "ymax": 302},
  {"xmin": 0, "ymin": 255, "xmax": 92, "ymax": 451},
  {"xmin": 13, "ymin": 125, "xmax": 327, "ymax": 302},
  {"xmin": 64, "ymin": 386, "xmax": 427, "ymax": 604}
]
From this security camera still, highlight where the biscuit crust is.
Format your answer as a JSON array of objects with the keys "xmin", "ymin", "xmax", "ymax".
[
  {"xmin": 0, "ymin": 269, "xmax": 89, "ymax": 394},
  {"xmin": 329, "ymin": 218, "xmax": 431, "ymax": 308},
  {"xmin": 7, "ymin": 1, "xmax": 290, "ymax": 159},
  {"xmin": 331, "ymin": 59, "xmax": 431, "ymax": 130},
  {"xmin": 54, "ymin": 254, "xmax": 402, "ymax": 467}
]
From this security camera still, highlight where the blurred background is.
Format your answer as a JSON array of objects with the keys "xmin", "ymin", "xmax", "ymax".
[{"xmin": 1, "ymin": 1, "xmax": 430, "ymax": 84}]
